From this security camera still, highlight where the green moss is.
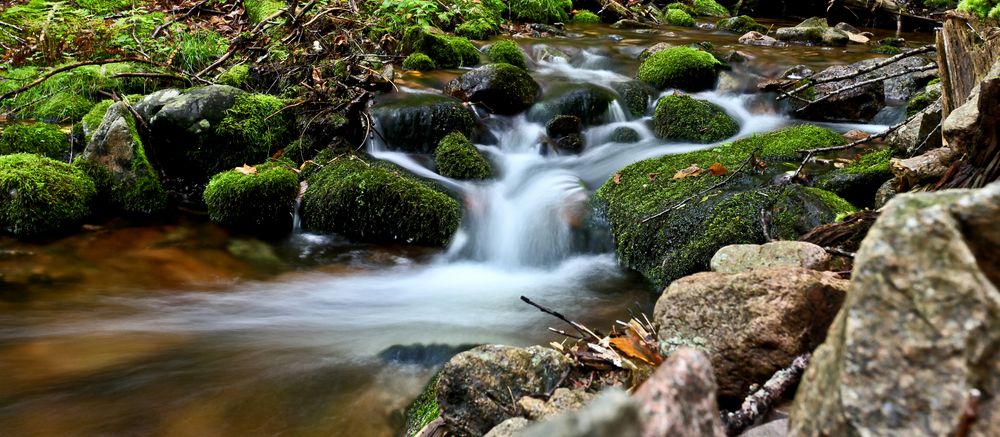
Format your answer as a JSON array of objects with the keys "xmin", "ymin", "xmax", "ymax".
[
  {"xmin": 928, "ymin": 77, "xmax": 941, "ymax": 86},
  {"xmin": 872, "ymin": 45, "xmax": 902, "ymax": 55},
  {"xmin": 217, "ymin": 64, "xmax": 250, "ymax": 88},
  {"xmin": 0, "ymin": 123, "xmax": 68, "ymax": 158},
  {"xmin": 82, "ymin": 100, "xmax": 114, "ymax": 141},
  {"xmin": 573, "ymin": 10, "xmax": 601, "ymax": 24},
  {"xmin": 0, "ymin": 153, "xmax": 95, "ymax": 237},
  {"xmin": 907, "ymin": 90, "xmax": 936, "ymax": 117},
  {"xmin": 487, "ymin": 40, "xmax": 528, "ymax": 70},
  {"xmin": 610, "ymin": 126, "xmax": 641, "ymax": 143},
  {"xmin": 612, "ymin": 81, "xmax": 653, "ymax": 117},
  {"xmin": 203, "ymin": 165, "xmax": 299, "ymax": 236},
  {"xmin": 663, "ymin": 9, "xmax": 695, "ymax": 27},
  {"xmin": 652, "ymin": 95, "xmax": 739, "ymax": 143},
  {"xmin": 75, "ymin": 0, "xmax": 135, "ymax": 14},
  {"xmin": 407, "ymin": 27, "xmax": 480, "ymax": 69},
  {"xmin": 691, "ymin": 0, "xmax": 730, "ymax": 17},
  {"xmin": 212, "ymin": 93, "xmax": 294, "ymax": 176},
  {"xmin": 436, "ymin": 132, "xmax": 492, "ymax": 180},
  {"xmin": 716, "ymin": 15, "xmax": 767, "ymax": 34},
  {"xmin": 244, "ymin": 0, "xmax": 286, "ymax": 24},
  {"xmin": 636, "ymin": 47, "xmax": 722, "ymax": 91},
  {"xmin": 844, "ymin": 147, "xmax": 893, "ymax": 175},
  {"xmin": 402, "ymin": 53, "xmax": 437, "ymax": 71},
  {"xmin": 301, "ymin": 156, "xmax": 461, "ymax": 246},
  {"xmin": 403, "ymin": 373, "xmax": 441, "ymax": 437},
  {"xmin": 665, "ymin": 2, "xmax": 695, "ymax": 14},
  {"xmin": 35, "ymin": 93, "xmax": 96, "ymax": 123},
  {"xmin": 455, "ymin": 18, "xmax": 500, "ymax": 40},
  {"xmin": 509, "ymin": 0, "xmax": 573, "ymax": 24}
]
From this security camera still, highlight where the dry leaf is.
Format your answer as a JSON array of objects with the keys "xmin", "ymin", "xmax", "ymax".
[
  {"xmin": 648, "ymin": 172, "xmax": 660, "ymax": 181},
  {"xmin": 235, "ymin": 164, "xmax": 257, "ymax": 175},
  {"xmin": 609, "ymin": 331, "xmax": 662, "ymax": 366},
  {"xmin": 672, "ymin": 164, "xmax": 702, "ymax": 179},
  {"xmin": 613, "ymin": 172, "xmax": 621, "ymax": 185},
  {"xmin": 709, "ymin": 162, "xmax": 728, "ymax": 176}
]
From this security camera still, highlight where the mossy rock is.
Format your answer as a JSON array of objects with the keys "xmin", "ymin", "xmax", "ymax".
[
  {"xmin": 487, "ymin": 40, "xmax": 528, "ymax": 70},
  {"xmin": 691, "ymin": 0, "xmax": 730, "ymax": 17},
  {"xmin": 203, "ymin": 163, "xmax": 300, "ymax": 237},
  {"xmin": 637, "ymin": 47, "xmax": 722, "ymax": 91},
  {"xmin": 527, "ymin": 83, "xmax": 617, "ymax": 125},
  {"xmin": 573, "ymin": 10, "xmax": 601, "ymax": 24},
  {"xmin": 404, "ymin": 372, "xmax": 441, "ymax": 437},
  {"xmin": 664, "ymin": 2, "xmax": 695, "ymax": 15},
  {"xmin": 445, "ymin": 63, "xmax": 540, "ymax": 115},
  {"xmin": 0, "ymin": 122, "xmax": 68, "ymax": 159},
  {"xmin": 663, "ymin": 8, "xmax": 695, "ymax": 27},
  {"xmin": 872, "ymin": 45, "xmax": 902, "ymax": 55},
  {"xmin": 456, "ymin": 18, "xmax": 501, "ymax": 40},
  {"xmin": 35, "ymin": 93, "xmax": 96, "ymax": 124},
  {"xmin": 0, "ymin": 153, "xmax": 96, "ymax": 237},
  {"xmin": 816, "ymin": 147, "xmax": 895, "ymax": 208},
  {"xmin": 716, "ymin": 15, "xmax": 767, "ymax": 34},
  {"xmin": 405, "ymin": 27, "xmax": 480, "ymax": 69},
  {"xmin": 81, "ymin": 100, "xmax": 115, "ymax": 142},
  {"xmin": 906, "ymin": 82, "xmax": 941, "ymax": 117},
  {"xmin": 652, "ymin": 95, "xmax": 739, "ymax": 143},
  {"xmin": 217, "ymin": 64, "xmax": 250, "ymax": 88},
  {"xmin": 610, "ymin": 126, "xmax": 641, "ymax": 143},
  {"xmin": 301, "ymin": 156, "xmax": 461, "ymax": 246},
  {"xmin": 370, "ymin": 93, "xmax": 480, "ymax": 153},
  {"xmin": 595, "ymin": 125, "xmax": 852, "ymax": 288},
  {"xmin": 403, "ymin": 53, "xmax": 437, "ymax": 71},
  {"xmin": 509, "ymin": 0, "xmax": 572, "ymax": 24},
  {"xmin": 436, "ymin": 132, "xmax": 492, "ymax": 180},
  {"xmin": 611, "ymin": 81, "xmax": 654, "ymax": 117}
]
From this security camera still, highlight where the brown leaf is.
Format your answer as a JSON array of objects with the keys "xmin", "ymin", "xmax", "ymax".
[
  {"xmin": 672, "ymin": 164, "xmax": 702, "ymax": 179},
  {"xmin": 709, "ymin": 162, "xmax": 728, "ymax": 176},
  {"xmin": 235, "ymin": 164, "xmax": 257, "ymax": 175},
  {"xmin": 609, "ymin": 331, "xmax": 662, "ymax": 366},
  {"xmin": 648, "ymin": 172, "xmax": 660, "ymax": 181},
  {"xmin": 613, "ymin": 172, "xmax": 622, "ymax": 185}
]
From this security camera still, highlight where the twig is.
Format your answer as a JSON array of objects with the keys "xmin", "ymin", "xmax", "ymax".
[
  {"xmin": 720, "ymin": 353, "xmax": 811, "ymax": 436},
  {"xmin": 788, "ymin": 150, "xmax": 814, "ymax": 182},
  {"xmin": 547, "ymin": 327, "xmax": 584, "ymax": 340},
  {"xmin": 152, "ymin": 0, "xmax": 212, "ymax": 38},
  {"xmin": 640, "ymin": 153, "xmax": 758, "ymax": 224},
  {"xmin": 0, "ymin": 58, "xmax": 186, "ymax": 102},
  {"xmin": 777, "ymin": 45, "xmax": 936, "ymax": 101},
  {"xmin": 0, "ymin": 20, "xmax": 22, "ymax": 32},
  {"xmin": 956, "ymin": 389, "xmax": 982, "ymax": 437},
  {"xmin": 824, "ymin": 247, "xmax": 856, "ymax": 258},
  {"xmin": 794, "ymin": 64, "xmax": 936, "ymax": 114},
  {"xmin": 521, "ymin": 296, "xmax": 602, "ymax": 342},
  {"xmin": 798, "ymin": 115, "xmax": 914, "ymax": 155}
]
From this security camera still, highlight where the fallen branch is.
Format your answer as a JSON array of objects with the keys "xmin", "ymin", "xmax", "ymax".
[
  {"xmin": 0, "ymin": 58, "xmax": 189, "ymax": 102},
  {"xmin": 152, "ymin": 0, "xmax": 212, "ymax": 38},
  {"xmin": 777, "ymin": 45, "xmax": 936, "ymax": 101},
  {"xmin": 110, "ymin": 72, "xmax": 192, "ymax": 83},
  {"xmin": 521, "ymin": 296, "xmax": 602, "ymax": 342},
  {"xmin": 721, "ymin": 353, "xmax": 811, "ymax": 436},
  {"xmin": 798, "ymin": 112, "xmax": 919, "ymax": 155},
  {"xmin": 794, "ymin": 63, "xmax": 937, "ymax": 114}
]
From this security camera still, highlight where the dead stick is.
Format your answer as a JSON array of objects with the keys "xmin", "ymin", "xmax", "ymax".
[
  {"xmin": 0, "ymin": 58, "xmax": 185, "ymax": 102},
  {"xmin": 799, "ymin": 115, "xmax": 915, "ymax": 155},
  {"xmin": 521, "ymin": 296, "xmax": 601, "ymax": 342},
  {"xmin": 777, "ymin": 45, "xmax": 936, "ymax": 101},
  {"xmin": 721, "ymin": 353, "xmax": 811, "ymax": 436},
  {"xmin": 795, "ymin": 64, "xmax": 936, "ymax": 114}
]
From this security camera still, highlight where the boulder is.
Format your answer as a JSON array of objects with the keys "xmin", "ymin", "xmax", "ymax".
[
  {"xmin": 370, "ymin": 93, "xmax": 480, "ymax": 153},
  {"xmin": 520, "ymin": 389, "xmax": 643, "ymax": 437},
  {"xmin": 0, "ymin": 122, "xmax": 68, "ymax": 159},
  {"xmin": 789, "ymin": 181, "xmax": 1000, "ymax": 436},
  {"xmin": 638, "ymin": 42, "xmax": 673, "ymax": 61},
  {"xmin": 633, "ymin": 348, "xmax": 726, "ymax": 436},
  {"xmin": 444, "ymin": 63, "xmax": 541, "ymax": 115},
  {"xmin": 889, "ymin": 98, "xmax": 943, "ymax": 154},
  {"xmin": 610, "ymin": 81, "xmax": 654, "ymax": 117},
  {"xmin": 527, "ymin": 83, "xmax": 617, "ymax": 125},
  {"xmin": 518, "ymin": 388, "xmax": 596, "ymax": 420},
  {"xmin": 486, "ymin": 40, "xmax": 528, "ymax": 70},
  {"xmin": 717, "ymin": 16, "xmax": 767, "ymax": 34},
  {"xmin": 816, "ymin": 147, "xmax": 895, "ymax": 208},
  {"xmin": 436, "ymin": 345, "xmax": 571, "ymax": 435},
  {"xmin": 637, "ymin": 47, "xmax": 722, "ymax": 91},
  {"xmin": 655, "ymin": 268, "xmax": 849, "ymax": 402},
  {"xmin": 435, "ymin": 132, "xmax": 492, "ymax": 180},
  {"xmin": 652, "ymin": 94, "xmax": 739, "ymax": 143},
  {"xmin": 710, "ymin": 241, "xmax": 833, "ymax": 273},
  {"xmin": 774, "ymin": 17, "xmax": 849, "ymax": 47},
  {"xmin": 738, "ymin": 31, "xmax": 779, "ymax": 47},
  {"xmin": 610, "ymin": 126, "xmax": 641, "ymax": 143},
  {"xmin": 202, "ymin": 163, "xmax": 299, "ymax": 237}
]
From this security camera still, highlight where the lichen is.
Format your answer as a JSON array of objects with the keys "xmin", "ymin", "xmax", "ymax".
[
  {"xmin": 0, "ymin": 153, "xmax": 96, "ymax": 237},
  {"xmin": 203, "ymin": 163, "xmax": 299, "ymax": 236},
  {"xmin": 436, "ymin": 132, "xmax": 492, "ymax": 180},
  {"xmin": 0, "ymin": 122, "xmax": 68, "ymax": 159},
  {"xmin": 636, "ymin": 46, "xmax": 722, "ymax": 91},
  {"xmin": 663, "ymin": 8, "xmax": 695, "ymax": 27},
  {"xmin": 487, "ymin": 39, "xmax": 528, "ymax": 70},
  {"xmin": 652, "ymin": 95, "xmax": 739, "ymax": 143}
]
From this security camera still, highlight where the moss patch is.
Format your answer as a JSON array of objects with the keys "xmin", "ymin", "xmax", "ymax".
[
  {"xmin": 637, "ymin": 47, "xmax": 721, "ymax": 91},
  {"xmin": 509, "ymin": 0, "xmax": 572, "ymax": 24},
  {"xmin": 716, "ymin": 15, "xmax": 767, "ymax": 34},
  {"xmin": 816, "ymin": 147, "xmax": 895, "ymax": 208},
  {"xmin": 455, "ymin": 18, "xmax": 500, "ymax": 40},
  {"xmin": 403, "ymin": 373, "xmax": 441, "ymax": 437},
  {"xmin": 203, "ymin": 164, "xmax": 299, "ymax": 236},
  {"xmin": 402, "ymin": 53, "xmax": 437, "ymax": 71},
  {"xmin": 436, "ymin": 132, "xmax": 492, "ymax": 180},
  {"xmin": 217, "ymin": 64, "xmax": 250, "ymax": 88},
  {"xmin": 407, "ymin": 27, "xmax": 480, "ymax": 69},
  {"xmin": 0, "ymin": 153, "xmax": 96, "ymax": 237},
  {"xmin": 872, "ymin": 45, "xmax": 902, "ymax": 55},
  {"xmin": 691, "ymin": 0, "xmax": 730, "ymax": 17},
  {"xmin": 652, "ymin": 95, "xmax": 739, "ymax": 143},
  {"xmin": 663, "ymin": 9, "xmax": 695, "ymax": 27},
  {"xmin": 487, "ymin": 40, "xmax": 528, "ymax": 70},
  {"xmin": 210, "ymin": 93, "xmax": 294, "ymax": 176},
  {"xmin": 573, "ymin": 10, "xmax": 601, "ymax": 24},
  {"xmin": 0, "ymin": 122, "xmax": 68, "ymax": 159}
]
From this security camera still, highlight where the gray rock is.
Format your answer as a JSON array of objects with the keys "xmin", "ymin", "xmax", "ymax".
[
  {"xmin": 775, "ymin": 27, "xmax": 848, "ymax": 47},
  {"xmin": 789, "ymin": 181, "xmax": 1000, "ymax": 436},
  {"xmin": 437, "ymin": 345, "xmax": 571, "ymax": 436},
  {"xmin": 739, "ymin": 418, "xmax": 788, "ymax": 437},
  {"xmin": 135, "ymin": 88, "xmax": 181, "ymax": 122},
  {"xmin": 710, "ymin": 241, "xmax": 833, "ymax": 273},
  {"xmin": 527, "ymin": 83, "xmax": 616, "ymax": 126},
  {"xmin": 518, "ymin": 388, "xmax": 595, "ymax": 420},
  {"xmin": 738, "ymin": 31, "xmax": 779, "ymax": 47},
  {"xmin": 873, "ymin": 179, "xmax": 897, "ymax": 209},
  {"xmin": 942, "ymin": 59, "xmax": 999, "ymax": 156},
  {"xmin": 444, "ymin": 63, "xmax": 541, "ymax": 115},
  {"xmin": 634, "ymin": 348, "xmax": 726, "ymax": 436},
  {"xmin": 889, "ymin": 98, "xmax": 943, "ymax": 154},
  {"xmin": 521, "ymin": 389, "xmax": 643, "ymax": 437},
  {"xmin": 149, "ymin": 85, "xmax": 243, "ymax": 138},
  {"xmin": 370, "ymin": 93, "xmax": 480, "ymax": 153},
  {"xmin": 638, "ymin": 42, "xmax": 673, "ymax": 61},
  {"xmin": 655, "ymin": 268, "xmax": 849, "ymax": 402},
  {"xmin": 484, "ymin": 417, "xmax": 531, "ymax": 437}
]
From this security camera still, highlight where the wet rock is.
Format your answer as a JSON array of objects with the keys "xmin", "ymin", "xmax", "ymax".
[
  {"xmin": 520, "ymin": 389, "xmax": 643, "ymax": 437},
  {"xmin": 634, "ymin": 347, "xmax": 726, "ymax": 436},
  {"xmin": 370, "ymin": 93, "xmax": 479, "ymax": 153},
  {"xmin": 546, "ymin": 115, "xmax": 582, "ymax": 138},
  {"xmin": 873, "ymin": 179, "xmax": 897, "ymax": 208},
  {"xmin": 378, "ymin": 343, "xmax": 477, "ymax": 368},
  {"xmin": 652, "ymin": 94, "xmax": 739, "ymax": 143},
  {"xmin": 552, "ymin": 134, "xmax": 584, "ymax": 155},
  {"xmin": 611, "ymin": 19, "xmax": 652, "ymax": 29},
  {"xmin": 888, "ymin": 98, "xmax": 942, "ymax": 154},
  {"xmin": 780, "ymin": 65, "xmax": 813, "ymax": 80},
  {"xmin": 436, "ymin": 345, "xmax": 571, "ymax": 435},
  {"xmin": 638, "ymin": 42, "xmax": 673, "ymax": 61},
  {"xmin": 710, "ymin": 241, "xmax": 833, "ymax": 273},
  {"xmin": 789, "ymin": 181, "xmax": 1000, "ymax": 436},
  {"xmin": 775, "ymin": 18, "xmax": 848, "ymax": 47},
  {"xmin": 484, "ymin": 418, "xmax": 531, "ymax": 437},
  {"xmin": 637, "ymin": 46, "xmax": 722, "ymax": 91},
  {"xmin": 816, "ymin": 147, "xmax": 895, "ymax": 208},
  {"xmin": 610, "ymin": 126, "xmax": 641, "ymax": 143},
  {"xmin": 534, "ymin": 45, "xmax": 571, "ymax": 63},
  {"xmin": 518, "ymin": 388, "xmax": 595, "ymax": 420},
  {"xmin": 527, "ymin": 83, "xmax": 616, "ymax": 126},
  {"xmin": 610, "ymin": 81, "xmax": 654, "ymax": 117},
  {"xmin": 717, "ymin": 16, "xmax": 766, "ymax": 34},
  {"xmin": 654, "ymin": 268, "xmax": 849, "ymax": 403},
  {"xmin": 738, "ymin": 31, "xmax": 779, "ymax": 47},
  {"xmin": 717, "ymin": 70, "xmax": 757, "ymax": 94}
]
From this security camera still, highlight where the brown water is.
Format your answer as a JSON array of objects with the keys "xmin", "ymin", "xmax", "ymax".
[{"xmin": 0, "ymin": 19, "xmax": 934, "ymax": 437}]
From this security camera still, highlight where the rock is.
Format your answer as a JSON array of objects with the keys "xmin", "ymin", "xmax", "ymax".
[
  {"xmin": 872, "ymin": 179, "xmax": 896, "ymax": 209},
  {"xmin": 789, "ymin": 181, "xmax": 1000, "ymax": 436},
  {"xmin": 739, "ymin": 418, "xmax": 788, "ymax": 437},
  {"xmin": 0, "ymin": 154, "xmax": 95, "ymax": 237},
  {"xmin": 527, "ymin": 83, "xmax": 616, "ymax": 126},
  {"xmin": 942, "ymin": 68, "xmax": 992, "ymax": 156},
  {"xmin": 435, "ymin": 131, "xmax": 492, "ymax": 180},
  {"xmin": 402, "ymin": 52, "xmax": 436, "ymax": 71},
  {"xmin": 690, "ymin": 0, "xmax": 730, "ymax": 18},
  {"xmin": 717, "ymin": 16, "xmax": 766, "ymax": 34},
  {"xmin": 546, "ymin": 115, "xmax": 582, "ymax": 138},
  {"xmin": 610, "ymin": 81, "xmax": 654, "ymax": 117},
  {"xmin": 378, "ymin": 343, "xmax": 476, "ymax": 368},
  {"xmin": 716, "ymin": 70, "xmax": 757, "ymax": 94},
  {"xmin": 775, "ymin": 27, "xmax": 848, "ymax": 47},
  {"xmin": 834, "ymin": 22, "xmax": 869, "ymax": 44},
  {"xmin": 634, "ymin": 348, "xmax": 726, "ymax": 436},
  {"xmin": 890, "ymin": 146, "xmax": 958, "ymax": 191},
  {"xmin": 552, "ymin": 134, "xmax": 584, "ymax": 155},
  {"xmin": 534, "ymin": 45, "xmax": 571, "ymax": 63},
  {"xmin": 484, "ymin": 418, "xmax": 531, "ymax": 437},
  {"xmin": 520, "ymin": 389, "xmax": 643, "ymax": 437},
  {"xmin": 518, "ymin": 388, "xmax": 595, "ymax": 420},
  {"xmin": 134, "ymin": 88, "xmax": 181, "ymax": 121},
  {"xmin": 655, "ymin": 268, "xmax": 849, "ymax": 402},
  {"xmin": 612, "ymin": 19, "xmax": 654, "ymax": 29},
  {"xmin": 638, "ymin": 42, "xmax": 673, "ymax": 61},
  {"xmin": 710, "ymin": 241, "xmax": 833, "ymax": 273},
  {"xmin": 486, "ymin": 40, "xmax": 528, "ymax": 70},
  {"xmin": 444, "ymin": 57, "xmax": 541, "ymax": 115},
  {"xmin": 404, "ymin": 372, "xmax": 442, "ymax": 437},
  {"xmin": 833, "ymin": 22, "xmax": 860, "ymax": 34},
  {"xmin": 370, "ymin": 93, "xmax": 480, "ymax": 153},
  {"xmin": 816, "ymin": 147, "xmax": 894, "ymax": 208},
  {"xmin": 889, "ymin": 98, "xmax": 943, "ymax": 154},
  {"xmin": 780, "ymin": 65, "xmax": 813, "ymax": 80},
  {"xmin": 662, "ymin": 9, "xmax": 695, "ymax": 27},
  {"xmin": 610, "ymin": 126, "xmax": 641, "ymax": 143},
  {"xmin": 637, "ymin": 46, "xmax": 722, "ymax": 91},
  {"xmin": 0, "ymin": 122, "xmax": 68, "ymax": 159},
  {"xmin": 148, "ymin": 84, "xmax": 243, "ymax": 140},
  {"xmin": 738, "ymin": 31, "xmax": 779, "ymax": 47},
  {"xmin": 652, "ymin": 94, "xmax": 739, "ymax": 143},
  {"xmin": 436, "ymin": 345, "xmax": 571, "ymax": 435},
  {"xmin": 202, "ymin": 164, "xmax": 299, "ymax": 237}
]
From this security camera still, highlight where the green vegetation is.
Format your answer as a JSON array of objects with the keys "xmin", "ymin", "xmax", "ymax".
[
  {"xmin": 509, "ymin": 0, "xmax": 573, "ymax": 24},
  {"xmin": 610, "ymin": 126, "xmax": 641, "ymax": 143},
  {"xmin": 691, "ymin": 0, "xmax": 730, "ymax": 17},
  {"xmin": 375, "ymin": 0, "xmax": 505, "ymax": 41},
  {"xmin": 487, "ymin": 40, "xmax": 528, "ymax": 70},
  {"xmin": 663, "ymin": 9, "xmax": 695, "ymax": 27},
  {"xmin": 573, "ymin": 10, "xmax": 601, "ymax": 24},
  {"xmin": 177, "ymin": 29, "xmax": 229, "ymax": 74},
  {"xmin": 245, "ymin": 0, "xmax": 286, "ymax": 24},
  {"xmin": 958, "ymin": 0, "xmax": 1000, "ymax": 19},
  {"xmin": 0, "ymin": 123, "xmax": 68, "ymax": 158},
  {"xmin": 455, "ymin": 18, "xmax": 500, "ymax": 40},
  {"xmin": 0, "ymin": 153, "xmax": 96, "ymax": 237},
  {"xmin": 301, "ymin": 155, "xmax": 461, "ymax": 246},
  {"xmin": 217, "ymin": 64, "xmax": 250, "ymax": 88},
  {"xmin": 403, "ymin": 373, "xmax": 442, "ymax": 437},
  {"xmin": 716, "ymin": 15, "xmax": 767, "ymax": 34},
  {"xmin": 653, "ymin": 95, "xmax": 739, "ymax": 143},
  {"xmin": 405, "ymin": 27, "xmax": 480, "ymax": 69},
  {"xmin": 872, "ymin": 45, "xmax": 902, "ymax": 55},
  {"xmin": 637, "ymin": 47, "xmax": 722, "ymax": 91},
  {"xmin": 211, "ymin": 93, "xmax": 294, "ymax": 176},
  {"xmin": 665, "ymin": 2, "xmax": 695, "ymax": 14},
  {"xmin": 203, "ymin": 164, "xmax": 300, "ymax": 236},
  {"xmin": 402, "ymin": 53, "xmax": 437, "ymax": 71},
  {"xmin": 436, "ymin": 132, "xmax": 492, "ymax": 180},
  {"xmin": 612, "ymin": 81, "xmax": 653, "ymax": 117},
  {"xmin": 75, "ymin": 0, "xmax": 135, "ymax": 14}
]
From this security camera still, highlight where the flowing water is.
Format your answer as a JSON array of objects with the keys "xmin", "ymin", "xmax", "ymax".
[{"xmin": 0, "ymin": 21, "xmax": 933, "ymax": 437}]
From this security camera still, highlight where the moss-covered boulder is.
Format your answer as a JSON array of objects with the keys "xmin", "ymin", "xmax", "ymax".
[
  {"xmin": 664, "ymin": 2, "xmax": 695, "ymax": 15},
  {"xmin": 81, "ymin": 99, "xmax": 114, "ymax": 142},
  {"xmin": 652, "ymin": 95, "xmax": 739, "ymax": 143},
  {"xmin": 405, "ymin": 27, "xmax": 480, "ymax": 69},
  {"xmin": 595, "ymin": 126, "xmax": 855, "ymax": 288},
  {"xmin": 486, "ymin": 39, "xmax": 528, "ymax": 70},
  {"xmin": 402, "ymin": 53, "xmax": 436, "ymax": 71},
  {"xmin": 637, "ymin": 47, "xmax": 722, "ymax": 91},
  {"xmin": 527, "ymin": 83, "xmax": 617, "ymax": 125},
  {"xmin": 573, "ymin": 10, "xmax": 601, "ymax": 24},
  {"xmin": 0, "ymin": 122, "xmax": 68, "ymax": 159},
  {"xmin": 775, "ymin": 18, "xmax": 849, "ymax": 47},
  {"xmin": 217, "ymin": 64, "xmax": 250, "ymax": 88},
  {"xmin": 663, "ymin": 8, "xmax": 695, "ymax": 27},
  {"xmin": 455, "ymin": 18, "xmax": 501, "ymax": 40},
  {"xmin": 203, "ymin": 163, "xmax": 299, "ymax": 237},
  {"xmin": 370, "ymin": 93, "xmax": 480, "ymax": 153},
  {"xmin": 816, "ymin": 147, "xmax": 895, "ymax": 208},
  {"xmin": 436, "ymin": 132, "xmax": 492, "ymax": 180},
  {"xmin": 716, "ymin": 15, "xmax": 767, "ymax": 34},
  {"xmin": 0, "ymin": 153, "xmax": 96, "ymax": 237},
  {"xmin": 301, "ymin": 155, "xmax": 461, "ymax": 246},
  {"xmin": 610, "ymin": 126, "xmax": 641, "ymax": 143},
  {"xmin": 691, "ymin": 0, "xmax": 730, "ymax": 17},
  {"xmin": 444, "ymin": 63, "xmax": 540, "ymax": 115},
  {"xmin": 611, "ymin": 81, "xmax": 654, "ymax": 117},
  {"xmin": 509, "ymin": 0, "xmax": 572, "ymax": 24},
  {"xmin": 404, "ymin": 372, "xmax": 441, "ymax": 437},
  {"xmin": 76, "ymin": 102, "xmax": 166, "ymax": 216}
]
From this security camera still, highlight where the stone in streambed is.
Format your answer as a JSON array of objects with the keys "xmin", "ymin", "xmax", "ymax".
[
  {"xmin": 637, "ymin": 47, "xmax": 722, "ymax": 91},
  {"xmin": 0, "ymin": 153, "xmax": 96, "ymax": 237},
  {"xmin": 435, "ymin": 132, "xmax": 492, "ymax": 180},
  {"xmin": 202, "ymin": 162, "xmax": 299, "ymax": 237},
  {"xmin": 633, "ymin": 347, "xmax": 727, "ymax": 436},
  {"xmin": 444, "ymin": 63, "xmax": 540, "ymax": 115},
  {"xmin": 651, "ymin": 94, "xmax": 739, "ymax": 143},
  {"xmin": 370, "ymin": 93, "xmax": 480, "ymax": 153},
  {"xmin": 816, "ymin": 147, "xmax": 895, "ymax": 208},
  {"xmin": 738, "ymin": 31, "xmax": 779, "ymax": 47},
  {"xmin": 527, "ymin": 83, "xmax": 617, "ymax": 126},
  {"xmin": 710, "ymin": 241, "xmax": 833, "ymax": 273},
  {"xmin": 716, "ymin": 15, "xmax": 766, "ymax": 34}
]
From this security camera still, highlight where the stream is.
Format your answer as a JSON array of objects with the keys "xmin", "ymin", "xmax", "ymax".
[{"xmin": 0, "ymin": 20, "xmax": 932, "ymax": 437}]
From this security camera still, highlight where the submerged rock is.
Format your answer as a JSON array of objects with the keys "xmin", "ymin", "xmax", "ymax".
[
  {"xmin": 790, "ymin": 181, "xmax": 1000, "ymax": 436},
  {"xmin": 655, "ymin": 268, "xmax": 848, "ymax": 402},
  {"xmin": 710, "ymin": 241, "xmax": 833, "ymax": 273},
  {"xmin": 379, "ymin": 343, "xmax": 477, "ymax": 368},
  {"xmin": 370, "ymin": 93, "xmax": 480, "ymax": 153},
  {"xmin": 445, "ymin": 63, "xmax": 540, "ymax": 115}
]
